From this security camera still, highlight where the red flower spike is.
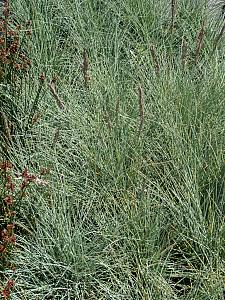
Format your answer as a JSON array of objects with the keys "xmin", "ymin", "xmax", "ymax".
[
  {"xmin": 2, "ymin": 280, "xmax": 15, "ymax": 299},
  {"xmin": 21, "ymin": 168, "xmax": 28, "ymax": 177},
  {"xmin": 21, "ymin": 169, "xmax": 36, "ymax": 182},
  {"xmin": 6, "ymin": 176, "xmax": 15, "ymax": 191},
  {"xmin": 0, "ymin": 244, "xmax": 6, "ymax": 252},
  {"xmin": 7, "ymin": 279, "xmax": 15, "ymax": 289},
  {"xmin": 10, "ymin": 234, "xmax": 16, "ymax": 244},
  {"xmin": 6, "ymin": 181, "xmax": 15, "ymax": 192},
  {"xmin": 14, "ymin": 63, "xmax": 21, "ymax": 71},
  {"xmin": 1, "ymin": 229, "xmax": 9, "ymax": 243},
  {"xmin": 2, "ymin": 287, "xmax": 10, "ymax": 299},
  {"xmin": 8, "ymin": 30, "xmax": 16, "ymax": 36},
  {"xmin": 9, "ymin": 43, "xmax": 19, "ymax": 54},
  {"xmin": 4, "ymin": 195, "xmax": 13, "ymax": 206},
  {"xmin": 0, "ymin": 161, "xmax": 12, "ymax": 171},
  {"xmin": 7, "ymin": 175, "xmax": 12, "ymax": 182}
]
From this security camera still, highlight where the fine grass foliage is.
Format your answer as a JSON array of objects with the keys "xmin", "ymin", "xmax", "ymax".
[{"xmin": 1, "ymin": 0, "xmax": 224, "ymax": 299}]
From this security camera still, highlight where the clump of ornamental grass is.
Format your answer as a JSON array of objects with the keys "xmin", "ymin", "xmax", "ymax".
[{"xmin": 0, "ymin": 160, "xmax": 48, "ymax": 299}]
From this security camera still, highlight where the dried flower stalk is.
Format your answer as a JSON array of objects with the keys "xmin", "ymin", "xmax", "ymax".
[
  {"xmin": 149, "ymin": 43, "xmax": 160, "ymax": 76},
  {"xmin": 52, "ymin": 127, "xmax": 60, "ymax": 147},
  {"xmin": 103, "ymin": 110, "xmax": 112, "ymax": 131},
  {"xmin": 181, "ymin": 37, "xmax": 188, "ymax": 68},
  {"xmin": 31, "ymin": 113, "xmax": 41, "ymax": 125},
  {"xmin": 171, "ymin": 0, "xmax": 177, "ymax": 32},
  {"xmin": 82, "ymin": 49, "xmax": 90, "ymax": 88},
  {"xmin": 2, "ymin": 112, "xmax": 12, "ymax": 142},
  {"xmin": 48, "ymin": 79, "xmax": 65, "ymax": 111},
  {"xmin": 195, "ymin": 21, "xmax": 205, "ymax": 64}
]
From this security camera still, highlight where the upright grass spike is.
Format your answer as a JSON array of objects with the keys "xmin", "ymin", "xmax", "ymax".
[
  {"xmin": 149, "ymin": 43, "xmax": 160, "ymax": 77},
  {"xmin": 48, "ymin": 77, "xmax": 65, "ymax": 111},
  {"xmin": 195, "ymin": 21, "xmax": 205, "ymax": 64},
  {"xmin": 171, "ymin": 0, "xmax": 177, "ymax": 32},
  {"xmin": 82, "ymin": 48, "xmax": 90, "ymax": 88}
]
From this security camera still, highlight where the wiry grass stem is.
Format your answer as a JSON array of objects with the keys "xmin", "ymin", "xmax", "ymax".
[
  {"xmin": 49, "ymin": 79, "xmax": 65, "ymax": 111},
  {"xmin": 138, "ymin": 86, "xmax": 144, "ymax": 137},
  {"xmin": 195, "ymin": 21, "xmax": 205, "ymax": 64}
]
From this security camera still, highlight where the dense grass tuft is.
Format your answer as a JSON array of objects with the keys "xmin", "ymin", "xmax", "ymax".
[{"xmin": 1, "ymin": 0, "xmax": 224, "ymax": 299}]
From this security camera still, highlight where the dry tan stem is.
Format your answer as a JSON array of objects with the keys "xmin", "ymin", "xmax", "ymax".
[
  {"xmin": 83, "ymin": 49, "xmax": 90, "ymax": 88},
  {"xmin": 52, "ymin": 127, "xmax": 60, "ymax": 146},
  {"xmin": 195, "ymin": 21, "xmax": 205, "ymax": 64},
  {"xmin": 2, "ymin": 112, "xmax": 12, "ymax": 142},
  {"xmin": 181, "ymin": 37, "xmax": 188, "ymax": 68},
  {"xmin": 149, "ymin": 43, "xmax": 160, "ymax": 76},
  {"xmin": 48, "ymin": 80, "xmax": 65, "ymax": 111},
  {"xmin": 171, "ymin": 0, "xmax": 177, "ymax": 32}
]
